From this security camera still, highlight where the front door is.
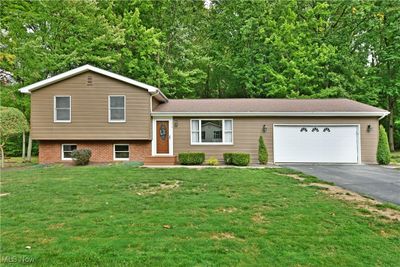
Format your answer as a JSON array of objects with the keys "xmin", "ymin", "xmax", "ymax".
[{"xmin": 156, "ymin": 121, "xmax": 169, "ymax": 154}]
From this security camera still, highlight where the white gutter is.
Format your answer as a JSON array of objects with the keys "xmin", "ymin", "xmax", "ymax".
[
  {"xmin": 151, "ymin": 111, "xmax": 390, "ymax": 117},
  {"xmin": 378, "ymin": 111, "xmax": 390, "ymax": 120}
]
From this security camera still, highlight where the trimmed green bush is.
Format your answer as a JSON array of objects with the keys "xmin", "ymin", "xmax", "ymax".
[
  {"xmin": 377, "ymin": 125, "xmax": 391, "ymax": 165},
  {"xmin": 231, "ymin": 153, "xmax": 250, "ymax": 166},
  {"xmin": 178, "ymin": 152, "xmax": 205, "ymax": 165},
  {"xmin": 71, "ymin": 149, "xmax": 92, "ymax": 166},
  {"xmin": 223, "ymin": 153, "xmax": 234, "ymax": 165},
  {"xmin": 258, "ymin": 136, "xmax": 268, "ymax": 164},
  {"xmin": 224, "ymin": 152, "xmax": 250, "ymax": 166}
]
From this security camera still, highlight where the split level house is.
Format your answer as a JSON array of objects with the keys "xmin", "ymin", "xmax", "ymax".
[{"xmin": 19, "ymin": 65, "xmax": 389, "ymax": 165}]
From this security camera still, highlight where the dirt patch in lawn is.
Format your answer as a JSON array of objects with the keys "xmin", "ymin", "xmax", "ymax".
[
  {"xmin": 136, "ymin": 180, "xmax": 181, "ymax": 196},
  {"xmin": 216, "ymin": 207, "xmax": 237, "ymax": 213},
  {"xmin": 251, "ymin": 212, "xmax": 266, "ymax": 224},
  {"xmin": 211, "ymin": 232, "xmax": 237, "ymax": 240},
  {"xmin": 48, "ymin": 223, "xmax": 65, "ymax": 230},
  {"xmin": 286, "ymin": 174, "xmax": 305, "ymax": 181},
  {"xmin": 301, "ymin": 182, "xmax": 400, "ymax": 221}
]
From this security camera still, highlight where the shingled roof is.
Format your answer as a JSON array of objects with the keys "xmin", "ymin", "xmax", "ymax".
[{"xmin": 152, "ymin": 98, "xmax": 388, "ymax": 117}]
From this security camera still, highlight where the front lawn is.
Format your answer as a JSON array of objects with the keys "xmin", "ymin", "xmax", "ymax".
[{"xmin": 1, "ymin": 165, "xmax": 399, "ymax": 266}]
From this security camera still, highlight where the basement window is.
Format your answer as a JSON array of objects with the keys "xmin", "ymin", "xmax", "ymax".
[
  {"xmin": 114, "ymin": 144, "xmax": 129, "ymax": 161},
  {"xmin": 62, "ymin": 144, "xmax": 77, "ymax": 160}
]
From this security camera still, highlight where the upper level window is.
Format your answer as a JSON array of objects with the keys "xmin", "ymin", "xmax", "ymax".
[
  {"xmin": 191, "ymin": 119, "xmax": 233, "ymax": 145},
  {"xmin": 109, "ymin": 95, "xmax": 125, "ymax": 122},
  {"xmin": 54, "ymin": 96, "xmax": 71, "ymax": 122}
]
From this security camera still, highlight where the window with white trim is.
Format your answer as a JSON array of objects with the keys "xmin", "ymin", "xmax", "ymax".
[
  {"xmin": 109, "ymin": 96, "xmax": 125, "ymax": 122},
  {"xmin": 62, "ymin": 144, "xmax": 77, "ymax": 160},
  {"xmin": 114, "ymin": 144, "xmax": 129, "ymax": 160},
  {"xmin": 54, "ymin": 96, "xmax": 71, "ymax": 122},
  {"xmin": 191, "ymin": 119, "xmax": 233, "ymax": 144}
]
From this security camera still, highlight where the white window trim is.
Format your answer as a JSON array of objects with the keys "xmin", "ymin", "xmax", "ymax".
[
  {"xmin": 190, "ymin": 119, "xmax": 234, "ymax": 145},
  {"xmin": 61, "ymin": 144, "xmax": 77, "ymax": 160},
  {"xmin": 54, "ymin": 96, "xmax": 71, "ymax": 123},
  {"xmin": 113, "ymin": 144, "xmax": 130, "ymax": 161},
  {"xmin": 108, "ymin": 95, "xmax": 126, "ymax": 123}
]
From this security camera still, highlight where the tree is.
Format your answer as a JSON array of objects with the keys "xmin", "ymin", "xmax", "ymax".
[
  {"xmin": 0, "ymin": 107, "xmax": 29, "ymax": 167},
  {"xmin": 0, "ymin": 0, "xmax": 125, "ymax": 84},
  {"xmin": 367, "ymin": 1, "xmax": 400, "ymax": 152}
]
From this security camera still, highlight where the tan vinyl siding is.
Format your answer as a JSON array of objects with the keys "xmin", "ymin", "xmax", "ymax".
[
  {"xmin": 31, "ymin": 71, "xmax": 151, "ymax": 140},
  {"xmin": 173, "ymin": 117, "xmax": 379, "ymax": 164},
  {"xmin": 152, "ymin": 97, "xmax": 161, "ymax": 110}
]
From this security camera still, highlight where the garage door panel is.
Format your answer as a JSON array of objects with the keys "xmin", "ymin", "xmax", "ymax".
[{"xmin": 274, "ymin": 125, "xmax": 359, "ymax": 163}]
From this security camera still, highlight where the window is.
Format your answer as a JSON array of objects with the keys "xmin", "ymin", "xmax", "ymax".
[
  {"xmin": 191, "ymin": 119, "xmax": 233, "ymax": 145},
  {"xmin": 114, "ymin": 144, "xmax": 129, "ymax": 160},
  {"xmin": 54, "ymin": 96, "xmax": 71, "ymax": 122},
  {"xmin": 214, "ymin": 130, "xmax": 222, "ymax": 139},
  {"xmin": 192, "ymin": 120, "xmax": 200, "ymax": 143},
  {"xmin": 62, "ymin": 144, "xmax": 77, "ymax": 160},
  {"xmin": 109, "ymin": 96, "xmax": 125, "ymax": 122}
]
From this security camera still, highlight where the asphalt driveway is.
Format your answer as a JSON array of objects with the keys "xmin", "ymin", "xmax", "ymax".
[{"xmin": 287, "ymin": 165, "xmax": 400, "ymax": 205}]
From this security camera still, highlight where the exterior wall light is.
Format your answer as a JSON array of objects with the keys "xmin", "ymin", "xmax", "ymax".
[
  {"xmin": 367, "ymin": 125, "xmax": 372, "ymax": 132},
  {"xmin": 262, "ymin": 125, "xmax": 267, "ymax": 133},
  {"xmin": 174, "ymin": 120, "xmax": 178, "ymax": 128}
]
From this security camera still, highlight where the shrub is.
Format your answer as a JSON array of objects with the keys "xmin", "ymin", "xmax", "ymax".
[
  {"xmin": 231, "ymin": 153, "xmax": 250, "ymax": 166},
  {"xmin": 206, "ymin": 157, "xmax": 219, "ymax": 166},
  {"xmin": 377, "ymin": 125, "xmax": 391, "ymax": 165},
  {"xmin": 224, "ymin": 153, "xmax": 250, "ymax": 166},
  {"xmin": 178, "ymin": 152, "xmax": 205, "ymax": 165},
  {"xmin": 71, "ymin": 149, "xmax": 92, "ymax": 166},
  {"xmin": 258, "ymin": 136, "xmax": 268, "ymax": 164},
  {"xmin": 223, "ymin": 153, "xmax": 233, "ymax": 165}
]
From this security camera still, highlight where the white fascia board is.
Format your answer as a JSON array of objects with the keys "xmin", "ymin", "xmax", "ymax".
[
  {"xmin": 18, "ymin": 65, "xmax": 168, "ymax": 102},
  {"xmin": 151, "ymin": 111, "xmax": 390, "ymax": 117}
]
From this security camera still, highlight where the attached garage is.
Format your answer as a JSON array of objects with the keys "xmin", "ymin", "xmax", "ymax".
[{"xmin": 273, "ymin": 125, "xmax": 360, "ymax": 164}]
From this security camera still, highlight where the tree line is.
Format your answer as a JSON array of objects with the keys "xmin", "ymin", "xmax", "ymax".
[{"xmin": 0, "ymin": 0, "xmax": 399, "ymax": 156}]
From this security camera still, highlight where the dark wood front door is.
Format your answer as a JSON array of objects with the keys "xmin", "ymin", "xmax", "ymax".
[{"xmin": 156, "ymin": 121, "xmax": 169, "ymax": 154}]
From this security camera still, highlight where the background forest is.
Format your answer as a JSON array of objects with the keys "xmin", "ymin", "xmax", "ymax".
[{"xmin": 0, "ymin": 0, "xmax": 399, "ymax": 157}]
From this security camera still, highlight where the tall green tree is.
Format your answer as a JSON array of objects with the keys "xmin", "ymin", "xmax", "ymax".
[
  {"xmin": 0, "ymin": 107, "xmax": 29, "ymax": 167},
  {"xmin": 1, "ymin": 0, "xmax": 125, "ymax": 83}
]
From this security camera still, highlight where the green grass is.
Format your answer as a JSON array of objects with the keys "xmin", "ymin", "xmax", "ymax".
[
  {"xmin": 1, "ymin": 165, "xmax": 399, "ymax": 266},
  {"xmin": 391, "ymin": 150, "xmax": 400, "ymax": 164},
  {"xmin": 3, "ymin": 156, "xmax": 38, "ymax": 168}
]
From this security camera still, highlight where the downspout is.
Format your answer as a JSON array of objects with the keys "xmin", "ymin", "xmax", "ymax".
[
  {"xmin": 150, "ymin": 90, "xmax": 160, "ymax": 113},
  {"xmin": 150, "ymin": 91, "xmax": 161, "ymax": 155}
]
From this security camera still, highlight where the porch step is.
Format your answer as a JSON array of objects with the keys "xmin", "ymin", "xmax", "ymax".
[{"xmin": 144, "ymin": 156, "xmax": 177, "ymax": 166}]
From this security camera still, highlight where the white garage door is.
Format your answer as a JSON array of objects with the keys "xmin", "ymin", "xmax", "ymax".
[{"xmin": 273, "ymin": 125, "xmax": 359, "ymax": 163}]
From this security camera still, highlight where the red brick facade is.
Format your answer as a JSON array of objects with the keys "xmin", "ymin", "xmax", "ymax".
[{"xmin": 39, "ymin": 140, "xmax": 151, "ymax": 164}]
